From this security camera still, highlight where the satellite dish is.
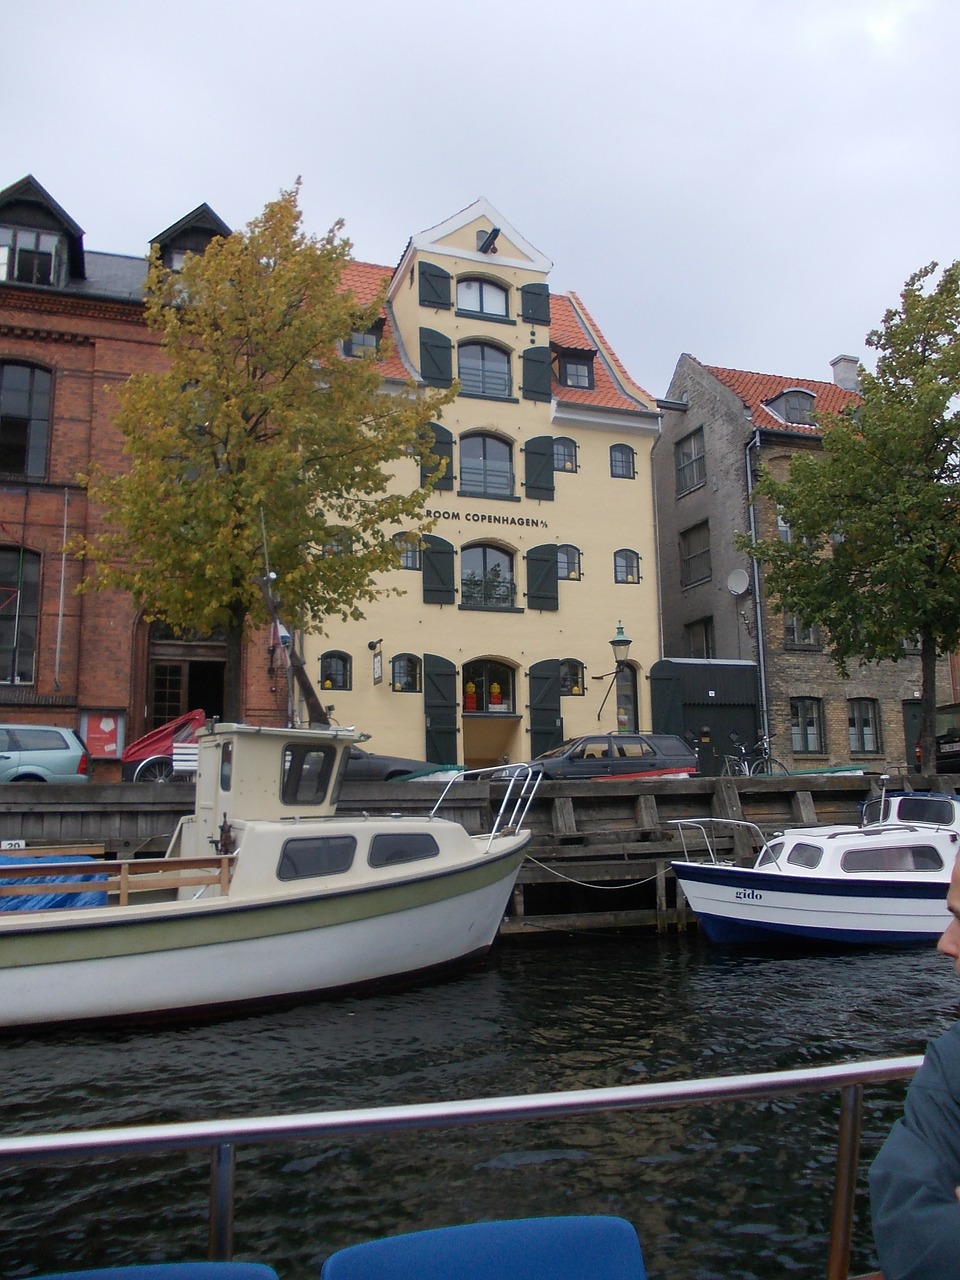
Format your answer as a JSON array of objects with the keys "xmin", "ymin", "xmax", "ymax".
[{"xmin": 727, "ymin": 569, "xmax": 751, "ymax": 597}]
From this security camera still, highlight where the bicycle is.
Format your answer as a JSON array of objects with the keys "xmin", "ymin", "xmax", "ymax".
[{"xmin": 720, "ymin": 733, "xmax": 789, "ymax": 776}]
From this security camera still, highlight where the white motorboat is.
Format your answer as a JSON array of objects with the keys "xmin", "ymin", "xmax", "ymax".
[
  {"xmin": 0, "ymin": 721, "xmax": 536, "ymax": 1029},
  {"xmin": 671, "ymin": 789, "xmax": 959, "ymax": 945}
]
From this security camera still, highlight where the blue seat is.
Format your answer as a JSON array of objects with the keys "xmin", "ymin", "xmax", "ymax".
[
  {"xmin": 320, "ymin": 1215, "xmax": 646, "ymax": 1280},
  {"xmin": 34, "ymin": 1265, "xmax": 278, "ymax": 1280}
]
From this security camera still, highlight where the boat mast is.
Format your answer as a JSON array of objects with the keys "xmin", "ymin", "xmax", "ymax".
[{"xmin": 257, "ymin": 574, "xmax": 331, "ymax": 728}]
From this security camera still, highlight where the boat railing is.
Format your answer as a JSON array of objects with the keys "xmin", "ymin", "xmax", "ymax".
[
  {"xmin": 670, "ymin": 816, "xmax": 769, "ymax": 864},
  {"xmin": 0, "ymin": 854, "xmax": 236, "ymax": 907},
  {"xmin": 430, "ymin": 765, "xmax": 542, "ymax": 850},
  {"xmin": 0, "ymin": 1055, "xmax": 921, "ymax": 1280}
]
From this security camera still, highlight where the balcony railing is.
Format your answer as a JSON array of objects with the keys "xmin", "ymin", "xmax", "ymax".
[{"xmin": 460, "ymin": 576, "xmax": 517, "ymax": 609}]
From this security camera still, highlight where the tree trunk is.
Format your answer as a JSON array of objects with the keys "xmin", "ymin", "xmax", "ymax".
[
  {"xmin": 919, "ymin": 632, "xmax": 939, "ymax": 772},
  {"xmin": 223, "ymin": 606, "xmax": 246, "ymax": 723}
]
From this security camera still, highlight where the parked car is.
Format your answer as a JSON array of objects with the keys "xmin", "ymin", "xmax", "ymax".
[
  {"xmin": 497, "ymin": 733, "xmax": 698, "ymax": 781},
  {"xmin": 0, "ymin": 724, "xmax": 91, "ymax": 783},
  {"xmin": 345, "ymin": 746, "xmax": 457, "ymax": 782}
]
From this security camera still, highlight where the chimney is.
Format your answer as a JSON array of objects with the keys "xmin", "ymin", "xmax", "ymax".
[{"xmin": 830, "ymin": 354, "xmax": 860, "ymax": 393}]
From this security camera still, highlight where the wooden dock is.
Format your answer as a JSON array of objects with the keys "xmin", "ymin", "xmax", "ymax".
[{"xmin": 0, "ymin": 770, "xmax": 949, "ymax": 937}]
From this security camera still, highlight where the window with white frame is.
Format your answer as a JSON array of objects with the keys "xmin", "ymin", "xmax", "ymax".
[
  {"xmin": 848, "ymin": 698, "xmax": 881, "ymax": 753},
  {"xmin": 456, "ymin": 278, "xmax": 508, "ymax": 317},
  {"xmin": 791, "ymin": 697, "xmax": 825, "ymax": 753}
]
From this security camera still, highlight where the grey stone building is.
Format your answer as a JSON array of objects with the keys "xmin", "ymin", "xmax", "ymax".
[{"xmin": 654, "ymin": 353, "xmax": 952, "ymax": 774}]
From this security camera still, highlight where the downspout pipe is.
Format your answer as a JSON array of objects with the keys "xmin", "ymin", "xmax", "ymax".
[{"xmin": 745, "ymin": 429, "xmax": 771, "ymax": 741}]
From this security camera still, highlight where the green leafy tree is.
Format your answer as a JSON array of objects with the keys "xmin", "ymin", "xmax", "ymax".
[
  {"xmin": 80, "ymin": 185, "xmax": 455, "ymax": 720},
  {"xmin": 743, "ymin": 261, "xmax": 960, "ymax": 770}
]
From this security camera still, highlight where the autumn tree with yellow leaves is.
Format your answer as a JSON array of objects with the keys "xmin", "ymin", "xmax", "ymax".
[{"xmin": 80, "ymin": 186, "xmax": 454, "ymax": 720}]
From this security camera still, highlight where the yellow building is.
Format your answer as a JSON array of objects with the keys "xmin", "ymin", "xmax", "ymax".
[{"xmin": 308, "ymin": 200, "xmax": 660, "ymax": 769}]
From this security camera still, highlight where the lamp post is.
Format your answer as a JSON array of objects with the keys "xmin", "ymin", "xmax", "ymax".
[{"xmin": 594, "ymin": 622, "xmax": 632, "ymax": 724}]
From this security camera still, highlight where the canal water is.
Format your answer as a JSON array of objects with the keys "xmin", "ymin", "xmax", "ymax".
[{"xmin": 1, "ymin": 932, "xmax": 957, "ymax": 1280}]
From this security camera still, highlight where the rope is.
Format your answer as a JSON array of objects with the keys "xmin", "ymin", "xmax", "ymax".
[{"xmin": 523, "ymin": 853, "xmax": 664, "ymax": 892}]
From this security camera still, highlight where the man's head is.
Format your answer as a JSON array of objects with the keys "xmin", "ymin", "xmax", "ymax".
[{"xmin": 937, "ymin": 851, "xmax": 960, "ymax": 973}]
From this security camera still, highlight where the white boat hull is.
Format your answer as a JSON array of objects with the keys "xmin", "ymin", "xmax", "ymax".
[
  {"xmin": 0, "ymin": 842, "xmax": 526, "ymax": 1028},
  {"xmin": 672, "ymin": 861, "xmax": 952, "ymax": 946}
]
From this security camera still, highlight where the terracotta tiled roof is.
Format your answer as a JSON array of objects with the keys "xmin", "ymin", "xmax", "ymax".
[
  {"xmin": 556, "ymin": 292, "xmax": 655, "ymax": 412},
  {"xmin": 338, "ymin": 257, "xmax": 654, "ymax": 412},
  {"xmin": 339, "ymin": 259, "xmax": 393, "ymax": 309},
  {"xmin": 699, "ymin": 359, "xmax": 858, "ymax": 435}
]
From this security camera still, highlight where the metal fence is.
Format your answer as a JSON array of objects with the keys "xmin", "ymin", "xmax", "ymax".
[{"xmin": 0, "ymin": 1054, "xmax": 921, "ymax": 1279}]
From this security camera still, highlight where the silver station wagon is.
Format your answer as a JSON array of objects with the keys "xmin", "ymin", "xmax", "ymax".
[{"xmin": 0, "ymin": 724, "xmax": 92, "ymax": 783}]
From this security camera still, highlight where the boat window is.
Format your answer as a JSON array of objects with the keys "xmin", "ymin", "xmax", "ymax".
[
  {"xmin": 277, "ymin": 835, "xmax": 356, "ymax": 880},
  {"xmin": 840, "ymin": 845, "xmax": 945, "ymax": 873},
  {"xmin": 368, "ymin": 832, "xmax": 440, "ymax": 867},
  {"xmin": 281, "ymin": 744, "xmax": 337, "ymax": 805},
  {"xmin": 897, "ymin": 797, "xmax": 956, "ymax": 826},
  {"xmin": 756, "ymin": 839, "xmax": 784, "ymax": 867},
  {"xmin": 786, "ymin": 842, "xmax": 823, "ymax": 869},
  {"xmin": 220, "ymin": 741, "xmax": 233, "ymax": 791}
]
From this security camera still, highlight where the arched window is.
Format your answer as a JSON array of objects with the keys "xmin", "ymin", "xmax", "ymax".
[
  {"xmin": 392, "ymin": 533, "xmax": 421, "ymax": 570},
  {"xmin": 610, "ymin": 443, "xmax": 635, "ymax": 479},
  {"xmin": 461, "ymin": 544, "xmax": 516, "ymax": 610},
  {"xmin": 320, "ymin": 651, "xmax": 352, "ymax": 691},
  {"xmin": 458, "ymin": 343, "xmax": 512, "ymax": 398},
  {"xmin": 560, "ymin": 659, "xmax": 585, "ymax": 696},
  {"xmin": 553, "ymin": 437, "xmax": 577, "ymax": 472},
  {"xmin": 0, "ymin": 363, "xmax": 50, "ymax": 478},
  {"xmin": 557, "ymin": 545, "xmax": 581, "ymax": 580},
  {"xmin": 0, "ymin": 546, "xmax": 39, "ymax": 685},
  {"xmin": 463, "ymin": 658, "xmax": 515, "ymax": 714},
  {"xmin": 391, "ymin": 653, "xmax": 422, "ymax": 693},
  {"xmin": 460, "ymin": 433, "xmax": 514, "ymax": 497},
  {"xmin": 456, "ymin": 278, "xmax": 508, "ymax": 317},
  {"xmin": 614, "ymin": 549, "xmax": 641, "ymax": 584}
]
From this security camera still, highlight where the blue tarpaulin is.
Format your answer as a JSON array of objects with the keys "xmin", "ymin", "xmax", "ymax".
[{"xmin": 0, "ymin": 853, "xmax": 108, "ymax": 911}]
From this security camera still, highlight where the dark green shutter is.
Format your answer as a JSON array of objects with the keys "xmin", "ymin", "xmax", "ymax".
[
  {"xmin": 524, "ymin": 435, "xmax": 555, "ymax": 501},
  {"xmin": 521, "ymin": 347, "xmax": 553, "ymax": 402},
  {"xmin": 424, "ymin": 653, "xmax": 458, "ymax": 765},
  {"xmin": 520, "ymin": 283, "xmax": 551, "ymax": 326},
  {"xmin": 526, "ymin": 544, "xmax": 559, "ymax": 611},
  {"xmin": 421, "ymin": 423, "xmax": 454, "ymax": 491},
  {"xmin": 422, "ymin": 535, "xmax": 456, "ymax": 604},
  {"xmin": 528, "ymin": 659, "xmax": 563, "ymax": 757},
  {"xmin": 418, "ymin": 262, "xmax": 451, "ymax": 309},
  {"xmin": 419, "ymin": 328, "xmax": 453, "ymax": 387}
]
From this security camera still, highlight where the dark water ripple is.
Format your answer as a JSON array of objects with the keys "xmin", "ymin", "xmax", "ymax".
[{"xmin": 0, "ymin": 933, "xmax": 957, "ymax": 1280}]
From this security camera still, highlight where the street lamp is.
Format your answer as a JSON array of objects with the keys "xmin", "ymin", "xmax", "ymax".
[
  {"xmin": 609, "ymin": 622, "xmax": 632, "ymax": 668},
  {"xmin": 594, "ymin": 622, "xmax": 633, "ymax": 723}
]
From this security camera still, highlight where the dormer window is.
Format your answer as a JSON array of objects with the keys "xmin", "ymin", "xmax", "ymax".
[
  {"xmin": 769, "ymin": 388, "xmax": 816, "ymax": 425},
  {"xmin": 168, "ymin": 249, "xmax": 189, "ymax": 272},
  {"xmin": 456, "ymin": 278, "xmax": 508, "ymax": 318},
  {"xmin": 0, "ymin": 226, "xmax": 65, "ymax": 287},
  {"xmin": 560, "ymin": 356, "xmax": 593, "ymax": 389},
  {"xmin": 343, "ymin": 324, "xmax": 382, "ymax": 359}
]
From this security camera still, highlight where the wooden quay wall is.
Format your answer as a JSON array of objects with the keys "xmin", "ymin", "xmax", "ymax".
[{"xmin": 0, "ymin": 771, "xmax": 950, "ymax": 937}]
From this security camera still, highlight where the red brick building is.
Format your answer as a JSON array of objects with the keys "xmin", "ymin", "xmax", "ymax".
[{"xmin": 0, "ymin": 175, "xmax": 286, "ymax": 777}]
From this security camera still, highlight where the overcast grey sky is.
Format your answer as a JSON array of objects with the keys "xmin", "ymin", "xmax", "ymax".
[{"xmin": 8, "ymin": 0, "xmax": 958, "ymax": 397}]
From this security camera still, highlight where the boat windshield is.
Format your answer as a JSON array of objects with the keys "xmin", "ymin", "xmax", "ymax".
[
  {"xmin": 756, "ymin": 838, "xmax": 785, "ymax": 867},
  {"xmin": 840, "ymin": 844, "xmax": 945, "ymax": 873},
  {"xmin": 281, "ymin": 744, "xmax": 338, "ymax": 805}
]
